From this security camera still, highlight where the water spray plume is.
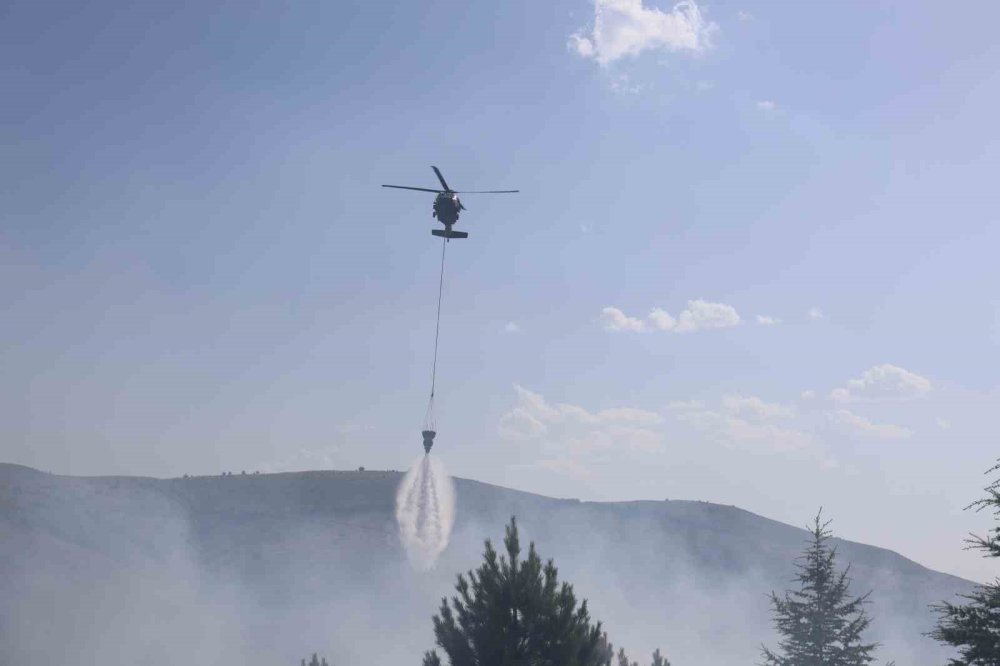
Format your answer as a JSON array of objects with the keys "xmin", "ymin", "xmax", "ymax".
[{"xmin": 395, "ymin": 455, "xmax": 455, "ymax": 570}]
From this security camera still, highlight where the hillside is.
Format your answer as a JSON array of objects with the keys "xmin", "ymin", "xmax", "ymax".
[{"xmin": 0, "ymin": 462, "xmax": 971, "ymax": 665}]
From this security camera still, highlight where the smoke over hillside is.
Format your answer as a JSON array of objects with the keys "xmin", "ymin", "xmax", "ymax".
[{"xmin": 0, "ymin": 463, "xmax": 969, "ymax": 664}]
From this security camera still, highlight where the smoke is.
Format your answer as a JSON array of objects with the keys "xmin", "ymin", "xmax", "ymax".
[{"xmin": 396, "ymin": 455, "xmax": 456, "ymax": 569}]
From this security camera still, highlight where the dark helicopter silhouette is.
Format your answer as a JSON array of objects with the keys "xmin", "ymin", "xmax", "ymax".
[{"xmin": 382, "ymin": 166, "xmax": 518, "ymax": 239}]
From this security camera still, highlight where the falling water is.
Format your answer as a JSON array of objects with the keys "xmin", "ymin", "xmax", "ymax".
[{"xmin": 395, "ymin": 455, "xmax": 456, "ymax": 569}]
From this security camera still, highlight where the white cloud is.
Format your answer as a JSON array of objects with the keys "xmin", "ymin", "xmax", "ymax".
[
  {"xmin": 696, "ymin": 80, "xmax": 714, "ymax": 91},
  {"xmin": 808, "ymin": 307, "xmax": 824, "ymax": 320},
  {"xmin": 831, "ymin": 409, "xmax": 913, "ymax": 440},
  {"xmin": 498, "ymin": 386, "xmax": 666, "ymax": 468},
  {"xmin": 722, "ymin": 394, "xmax": 795, "ymax": 420},
  {"xmin": 498, "ymin": 407, "xmax": 547, "ymax": 440},
  {"xmin": 674, "ymin": 299, "xmax": 741, "ymax": 332},
  {"xmin": 605, "ymin": 300, "xmax": 741, "ymax": 334},
  {"xmin": 601, "ymin": 306, "xmax": 647, "ymax": 332},
  {"xmin": 830, "ymin": 364, "xmax": 932, "ymax": 403},
  {"xmin": 756, "ymin": 314, "xmax": 781, "ymax": 325},
  {"xmin": 801, "ymin": 389, "xmax": 816, "ymax": 399},
  {"xmin": 667, "ymin": 399, "xmax": 705, "ymax": 411},
  {"xmin": 756, "ymin": 100, "xmax": 776, "ymax": 111},
  {"xmin": 936, "ymin": 417, "xmax": 951, "ymax": 430},
  {"xmin": 569, "ymin": 0, "xmax": 717, "ymax": 66},
  {"xmin": 649, "ymin": 307, "xmax": 677, "ymax": 331},
  {"xmin": 503, "ymin": 321, "xmax": 522, "ymax": 334},
  {"xmin": 737, "ymin": 9, "xmax": 754, "ymax": 22},
  {"xmin": 677, "ymin": 409, "xmax": 813, "ymax": 453}
]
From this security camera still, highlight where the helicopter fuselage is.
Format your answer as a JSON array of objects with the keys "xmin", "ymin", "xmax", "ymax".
[{"xmin": 432, "ymin": 192, "xmax": 462, "ymax": 228}]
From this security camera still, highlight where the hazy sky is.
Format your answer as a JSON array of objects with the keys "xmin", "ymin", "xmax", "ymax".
[{"xmin": 3, "ymin": 0, "xmax": 1000, "ymax": 582}]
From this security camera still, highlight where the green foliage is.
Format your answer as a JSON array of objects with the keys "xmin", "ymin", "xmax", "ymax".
[
  {"xmin": 424, "ymin": 516, "xmax": 608, "ymax": 666},
  {"xmin": 617, "ymin": 647, "xmax": 637, "ymax": 666},
  {"xmin": 761, "ymin": 511, "xmax": 878, "ymax": 666},
  {"xmin": 931, "ymin": 461, "xmax": 1000, "ymax": 665},
  {"xmin": 650, "ymin": 648, "xmax": 671, "ymax": 666}
]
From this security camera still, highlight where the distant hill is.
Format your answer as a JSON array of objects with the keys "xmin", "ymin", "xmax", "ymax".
[{"xmin": 0, "ymin": 462, "xmax": 971, "ymax": 665}]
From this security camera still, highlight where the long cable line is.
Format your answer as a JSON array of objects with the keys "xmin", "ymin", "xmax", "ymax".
[{"xmin": 424, "ymin": 237, "xmax": 447, "ymax": 431}]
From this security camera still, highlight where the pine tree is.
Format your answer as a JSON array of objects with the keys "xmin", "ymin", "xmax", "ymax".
[
  {"xmin": 761, "ymin": 511, "xmax": 878, "ymax": 666},
  {"xmin": 423, "ymin": 517, "xmax": 607, "ymax": 666},
  {"xmin": 931, "ymin": 461, "xmax": 1000, "ymax": 665},
  {"xmin": 299, "ymin": 654, "xmax": 328, "ymax": 666},
  {"xmin": 650, "ymin": 648, "xmax": 671, "ymax": 666}
]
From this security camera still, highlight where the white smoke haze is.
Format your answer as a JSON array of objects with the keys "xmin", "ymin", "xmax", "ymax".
[
  {"xmin": 0, "ymin": 464, "xmax": 968, "ymax": 665},
  {"xmin": 396, "ymin": 455, "xmax": 456, "ymax": 569}
]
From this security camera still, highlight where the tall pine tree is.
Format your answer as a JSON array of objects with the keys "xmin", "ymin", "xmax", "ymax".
[
  {"xmin": 761, "ymin": 511, "xmax": 878, "ymax": 666},
  {"xmin": 422, "ymin": 517, "xmax": 609, "ymax": 666},
  {"xmin": 931, "ymin": 460, "xmax": 1000, "ymax": 665}
]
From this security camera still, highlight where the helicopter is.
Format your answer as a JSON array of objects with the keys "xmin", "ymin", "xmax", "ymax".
[{"xmin": 382, "ymin": 166, "xmax": 518, "ymax": 239}]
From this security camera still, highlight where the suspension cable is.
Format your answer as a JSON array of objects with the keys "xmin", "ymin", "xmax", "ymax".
[{"xmin": 424, "ymin": 237, "xmax": 447, "ymax": 429}]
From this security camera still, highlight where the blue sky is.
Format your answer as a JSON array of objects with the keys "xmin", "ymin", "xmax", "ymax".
[{"xmin": 3, "ymin": 0, "xmax": 1000, "ymax": 581}]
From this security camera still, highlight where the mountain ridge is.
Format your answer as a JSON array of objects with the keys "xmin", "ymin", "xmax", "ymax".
[{"xmin": 0, "ymin": 461, "xmax": 972, "ymax": 664}]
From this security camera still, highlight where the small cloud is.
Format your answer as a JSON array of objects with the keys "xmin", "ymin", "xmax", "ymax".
[
  {"xmin": 808, "ymin": 307, "xmax": 824, "ymax": 320},
  {"xmin": 503, "ymin": 321, "xmax": 522, "ymax": 334},
  {"xmin": 830, "ymin": 409, "xmax": 913, "ymax": 439},
  {"xmin": 756, "ymin": 314, "xmax": 781, "ymax": 325},
  {"xmin": 696, "ymin": 80, "xmax": 714, "ymax": 91},
  {"xmin": 651, "ymin": 299, "xmax": 741, "ymax": 333},
  {"xmin": 568, "ymin": 33, "xmax": 596, "ymax": 58},
  {"xmin": 604, "ymin": 300, "xmax": 741, "ymax": 334},
  {"xmin": 499, "ymin": 386, "xmax": 666, "ymax": 458},
  {"xmin": 936, "ymin": 417, "xmax": 951, "ymax": 430},
  {"xmin": 677, "ymin": 408, "xmax": 813, "ymax": 453},
  {"xmin": 667, "ymin": 399, "xmax": 705, "ymax": 411},
  {"xmin": 601, "ymin": 306, "xmax": 647, "ymax": 332},
  {"xmin": 722, "ymin": 394, "xmax": 795, "ymax": 420},
  {"xmin": 737, "ymin": 9, "xmax": 754, "ymax": 22},
  {"xmin": 801, "ymin": 389, "xmax": 816, "ymax": 400},
  {"xmin": 756, "ymin": 100, "xmax": 776, "ymax": 112},
  {"xmin": 610, "ymin": 73, "xmax": 645, "ymax": 95},
  {"xmin": 830, "ymin": 364, "xmax": 932, "ymax": 403},
  {"xmin": 569, "ymin": 0, "xmax": 718, "ymax": 66}
]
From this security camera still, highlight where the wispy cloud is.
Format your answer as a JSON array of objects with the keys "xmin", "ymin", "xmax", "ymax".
[
  {"xmin": 671, "ymin": 393, "xmax": 813, "ymax": 454},
  {"xmin": 666, "ymin": 399, "xmax": 705, "ymax": 411},
  {"xmin": 677, "ymin": 408, "xmax": 814, "ymax": 453},
  {"xmin": 503, "ymin": 321, "xmax": 522, "ymax": 334},
  {"xmin": 756, "ymin": 314, "xmax": 781, "ymax": 325},
  {"xmin": 808, "ymin": 307, "xmax": 824, "ymax": 320},
  {"xmin": 569, "ymin": 0, "xmax": 717, "ymax": 66},
  {"xmin": 830, "ymin": 409, "xmax": 913, "ymax": 439},
  {"xmin": 499, "ymin": 386, "xmax": 665, "ymax": 476},
  {"xmin": 722, "ymin": 394, "xmax": 796, "ymax": 420},
  {"xmin": 756, "ymin": 100, "xmax": 777, "ymax": 112},
  {"xmin": 830, "ymin": 364, "xmax": 932, "ymax": 403}
]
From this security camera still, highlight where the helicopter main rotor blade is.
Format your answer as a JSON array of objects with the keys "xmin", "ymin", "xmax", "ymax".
[
  {"xmin": 453, "ymin": 190, "xmax": 520, "ymax": 194},
  {"xmin": 431, "ymin": 166, "xmax": 451, "ymax": 191},
  {"xmin": 382, "ymin": 185, "xmax": 444, "ymax": 193}
]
